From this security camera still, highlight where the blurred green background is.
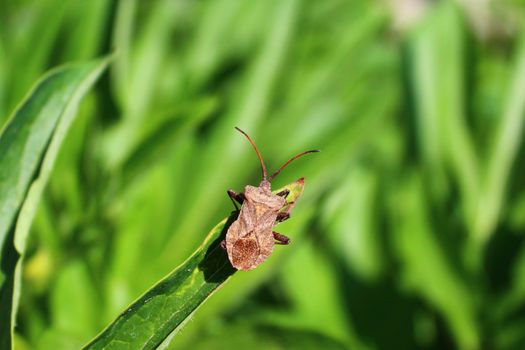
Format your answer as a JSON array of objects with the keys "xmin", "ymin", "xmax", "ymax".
[{"xmin": 2, "ymin": 0, "xmax": 525, "ymax": 349}]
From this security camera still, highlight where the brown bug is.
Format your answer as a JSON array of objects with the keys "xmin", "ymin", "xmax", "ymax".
[{"xmin": 222, "ymin": 127, "xmax": 319, "ymax": 270}]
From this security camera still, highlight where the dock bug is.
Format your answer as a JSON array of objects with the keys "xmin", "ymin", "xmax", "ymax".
[{"xmin": 222, "ymin": 127, "xmax": 319, "ymax": 271}]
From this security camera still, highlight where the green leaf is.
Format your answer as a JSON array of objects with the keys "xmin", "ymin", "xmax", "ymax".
[
  {"xmin": 322, "ymin": 168, "xmax": 383, "ymax": 282},
  {"xmin": 83, "ymin": 178, "xmax": 306, "ymax": 350},
  {"xmin": 0, "ymin": 57, "xmax": 110, "ymax": 350},
  {"xmin": 478, "ymin": 32, "xmax": 525, "ymax": 243}
]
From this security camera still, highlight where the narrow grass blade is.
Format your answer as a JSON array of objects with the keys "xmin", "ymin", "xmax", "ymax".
[
  {"xmin": 83, "ymin": 179, "xmax": 305, "ymax": 350},
  {"xmin": 0, "ymin": 57, "xmax": 110, "ymax": 349},
  {"xmin": 408, "ymin": 2, "xmax": 479, "ymax": 233},
  {"xmin": 117, "ymin": 96, "xmax": 217, "ymax": 192},
  {"xmin": 477, "ymin": 33, "xmax": 525, "ymax": 242}
]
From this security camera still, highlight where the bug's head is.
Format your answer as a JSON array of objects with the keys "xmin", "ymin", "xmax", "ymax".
[{"xmin": 235, "ymin": 127, "xmax": 320, "ymax": 189}]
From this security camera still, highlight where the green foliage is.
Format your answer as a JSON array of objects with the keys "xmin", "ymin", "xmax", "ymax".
[{"xmin": 2, "ymin": 0, "xmax": 525, "ymax": 349}]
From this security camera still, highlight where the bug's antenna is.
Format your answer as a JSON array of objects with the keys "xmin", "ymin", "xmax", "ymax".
[
  {"xmin": 235, "ymin": 127, "xmax": 267, "ymax": 180},
  {"xmin": 269, "ymin": 150, "xmax": 320, "ymax": 182}
]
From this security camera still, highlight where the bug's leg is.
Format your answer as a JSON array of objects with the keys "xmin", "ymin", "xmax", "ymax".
[
  {"xmin": 276, "ymin": 211, "xmax": 290, "ymax": 222},
  {"xmin": 276, "ymin": 189, "xmax": 290, "ymax": 199},
  {"xmin": 276, "ymin": 200, "xmax": 296, "ymax": 222},
  {"xmin": 273, "ymin": 231, "xmax": 291, "ymax": 245},
  {"xmin": 220, "ymin": 240, "xmax": 227, "ymax": 250},
  {"xmin": 227, "ymin": 189, "xmax": 245, "ymax": 210}
]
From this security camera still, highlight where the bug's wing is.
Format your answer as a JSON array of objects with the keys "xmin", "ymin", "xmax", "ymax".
[
  {"xmin": 236, "ymin": 200, "xmax": 258, "ymax": 234},
  {"xmin": 227, "ymin": 231, "xmax": 259, "ymax": 270},
  {"xmin": 255, "ymin": 208, "xmax": 279, "ymax": 231},
  {"xmin": 227, "ymin": 228, "xmax": 274, "ymax": 271},
  {"xmin": 253, "ymin": 227, "xmax": 274, "ymax": 267}
]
